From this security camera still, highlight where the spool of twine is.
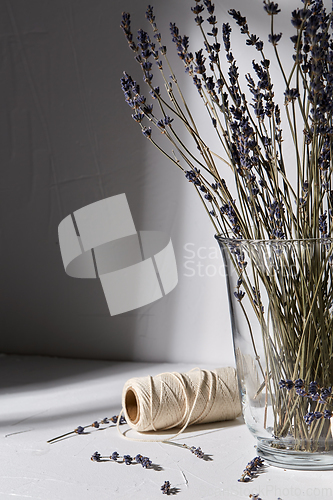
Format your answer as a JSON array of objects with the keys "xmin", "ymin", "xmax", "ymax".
[{"xmin": 121, "ymin": 367, "xmax": 241, "ymax": 436}]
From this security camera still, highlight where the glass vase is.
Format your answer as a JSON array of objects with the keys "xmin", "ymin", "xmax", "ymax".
[{"xmin": 216, "ymin": 236, "xmax": 333, "ymax": 470}]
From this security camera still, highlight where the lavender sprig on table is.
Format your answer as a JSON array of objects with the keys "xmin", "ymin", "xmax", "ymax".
[
  {"xmin": 161, "ymin": 481, "xmax": 171, "ymax": 495},
  {"xmin": 47, "ymin": 415, "xmax": 126, "ymax": 443},
  {"xmin": 91, "ymin": 451, "xmax": 152, "ymax": 468},
  {"xmin": 238, "ymin": 456, "xmax": 265, "ymax": 482},
  {"xmin": 181, "ymin": 443, "xmax": 205, "ymax": 459}
]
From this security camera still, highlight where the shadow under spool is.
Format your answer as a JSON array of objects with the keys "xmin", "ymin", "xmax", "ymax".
[{"xmin": 124, "ymin": 387, "xmax": 140, "ymax": 425}]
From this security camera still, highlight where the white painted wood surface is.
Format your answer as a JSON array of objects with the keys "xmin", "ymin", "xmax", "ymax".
[{"xmin": 1, "ymin": 355, "xmax": 331, "ymax": 499}]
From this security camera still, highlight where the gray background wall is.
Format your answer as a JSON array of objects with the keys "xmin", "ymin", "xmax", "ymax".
[{"xmin": 0, "ymin": 0, "xmax": 302, "ymax": 363}]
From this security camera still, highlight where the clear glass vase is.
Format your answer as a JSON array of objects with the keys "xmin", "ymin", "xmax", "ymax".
[{"xmin": 216, "ymin": 236, "xmax": 333, "ymax": 470}]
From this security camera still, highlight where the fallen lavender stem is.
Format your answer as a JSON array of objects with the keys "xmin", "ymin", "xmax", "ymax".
[
  {"xmin": 91, "ymin": 451, "xmax": 152, "ymax": 468},
  {"xmin": 47, "ymin": 415, "xmax": 126, "ymax": 443},
  {"xmin": 238, "ymin": 456, "xmax": 265, "ymax": 482},
  {"xmin": 182, "ymin": 444, "xmax": 205, "ymax": 459},
  {"xmin": 161, "ymin": 481, "xmax": 171, "ymax": 495},
  {"xmin": 165, "ymin": 441, "xmax": 209, "ymax": 460}
]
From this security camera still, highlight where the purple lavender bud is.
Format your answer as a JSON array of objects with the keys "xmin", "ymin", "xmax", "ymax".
[
  {"xmin": 161, "ymin": 481, "xmax": 171, "ymax": 494},
  {"xmin": 234, "ymin": 290, "xmax": 245, "ymax": 301},
  {"xmin": 268, "ymin": 33, "xmax": 282, "ymax": 46},
  {"xmin": 284, "ymin": 379, "xmax": 294, "ymax": 390},
  {"xmin": 194, "ymin": 447, "xmax": 204, "ymax": 459},
  {"xmin": 319, "ymin": 387, "xmax": 331, "ymax": 404},
  {"xmin": 141, "ymin": 457, "xmax": 152, "ymax": 468},
  {"xmin": 142, "ymin": 127, "xmax": 152, "ymax": 138},
  {"xmin": 191, "ymin": 5, "xmax": 204, "ymax": 15},
  {"xmin": 263, "ymin": 1, "xmax": 281, "ymax": 15},
  {"xmin": 304, "ymin": 412, "xmax": 315, "ymax": 425},
  {"xmin": 284, "ymin": 88, "xmax": 299, "ymax": 104},
  {"xmin": 308, "ymin": 381, "xmax": 319, "ymax": 394},
  {"xmin": 132, "ymin": 112, "xmax": 144, "ymax": 123},
  {"xmin": 294, "ymin": 378, "xmax": 304, "ymax": 389},
  {"xmin": 91, "ymin": 451, "xmax": 101, "ymax": 462},
  {"xmin": 164, "ymin": 116, "xmax": 174, "ymax": 126},
  {"xmin": 238, "ymin": 456, "xmax": 264, "ymax": 482},
  {"xmin": 124, "ymin": 454, "xmax": 132, "ymax": 465}
]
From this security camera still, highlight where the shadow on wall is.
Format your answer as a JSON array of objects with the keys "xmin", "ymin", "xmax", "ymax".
[
  {"xmin": 0, "ymin": 0, "xmax": 298, "ymax": 363},
  {"xmin": 0, "ymin": 0, "xmax": 184, "ymax": 362}
]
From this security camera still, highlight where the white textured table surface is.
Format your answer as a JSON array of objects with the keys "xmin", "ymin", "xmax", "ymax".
[{"xmin": 1, "ymin": 354, "xmax": 332, "ymax": 500}]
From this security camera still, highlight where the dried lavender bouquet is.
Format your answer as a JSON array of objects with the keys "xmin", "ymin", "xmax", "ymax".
[{"xmin": 120, "ymin": 0, "xmax": 333, "ymax": 454}]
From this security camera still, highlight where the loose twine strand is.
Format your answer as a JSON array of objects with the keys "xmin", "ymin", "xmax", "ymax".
[{"xmin": 118, "ymin": 367, "xmax": 241, "ymax": 443}]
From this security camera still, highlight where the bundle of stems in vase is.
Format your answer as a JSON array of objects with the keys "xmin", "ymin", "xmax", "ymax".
[{"xmin": 120, "ymin": 0, "xmax": 333, "ymax": 451}]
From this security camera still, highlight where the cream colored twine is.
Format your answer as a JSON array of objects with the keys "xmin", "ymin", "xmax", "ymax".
[{"xmin": 117, "ymin": 367, "xmax": 241, "ymax": 442}]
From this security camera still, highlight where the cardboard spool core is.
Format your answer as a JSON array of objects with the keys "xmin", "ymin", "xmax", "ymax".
[{"xmin": 125, "ymin": 387, "xmax": 140, "ymax": 424}]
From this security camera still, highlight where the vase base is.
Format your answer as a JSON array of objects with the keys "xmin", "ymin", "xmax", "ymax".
[{"xmin": 257, "ymin": 439, "xmax": 333, "ymax": 470}]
